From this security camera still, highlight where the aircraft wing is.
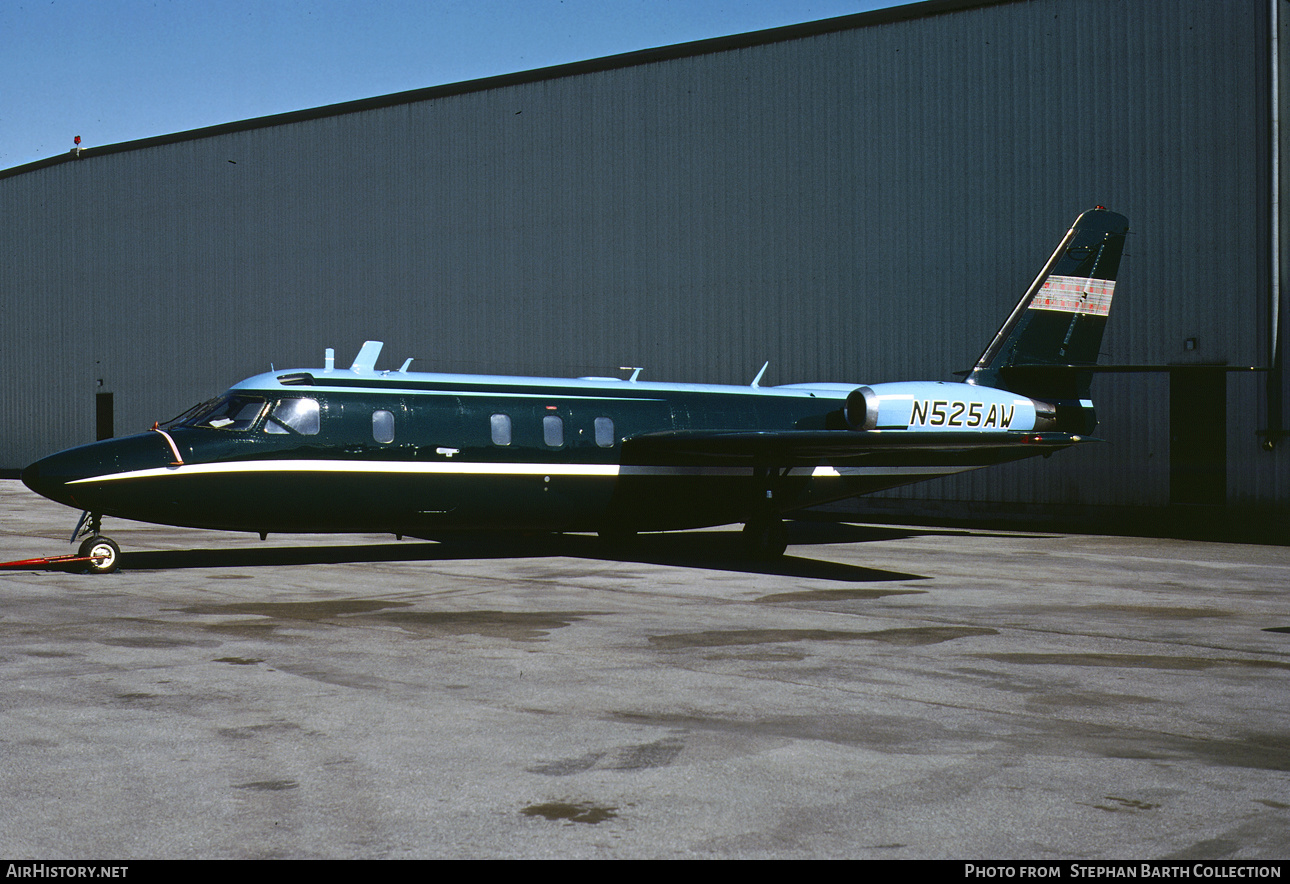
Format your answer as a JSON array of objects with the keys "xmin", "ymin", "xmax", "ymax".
[{"xmin": 621, "ymin": 429, "xmax": 1088, "ymax": 467}]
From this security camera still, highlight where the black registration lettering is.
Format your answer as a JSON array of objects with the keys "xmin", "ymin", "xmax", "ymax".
[{"xmin": 911, "ymin": 399, "xmax": 1009, "ymax": 429}]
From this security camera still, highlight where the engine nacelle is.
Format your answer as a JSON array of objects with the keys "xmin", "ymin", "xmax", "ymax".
[{"xmin": 844, "ymin": 381, "xmax": 1062, "ymax": 433}]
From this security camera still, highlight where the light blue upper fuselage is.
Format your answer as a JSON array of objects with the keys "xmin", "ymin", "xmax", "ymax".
[
  {"xmin": 228, "ymin": 365, "xmax": 1046, "ymax": 435},
  {"xmin": 230, "ymin": 366, "xmax": 862, "ymax": 401}
]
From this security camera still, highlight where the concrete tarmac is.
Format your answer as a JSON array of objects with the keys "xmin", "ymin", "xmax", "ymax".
[{"xmin": 1, "ymin": 479, "xmax": 1288, "ymax": 859}]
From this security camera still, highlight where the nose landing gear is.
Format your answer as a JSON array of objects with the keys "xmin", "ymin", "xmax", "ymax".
[
  {"xmin": 72, "ymin": 512, "xmax": 121, "ymax": 574},
  {"xmin": 76, "ymin": 535, "xmax": 121, "ymax": 574},
  {"xmin": 0, "ymin": 512, "xmax": 122, "ymax": 574}
]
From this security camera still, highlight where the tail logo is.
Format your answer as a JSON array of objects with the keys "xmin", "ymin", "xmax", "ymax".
[{"xmin": 1031, "ymin": 275, "xmax": 1116, "ymax": 316}]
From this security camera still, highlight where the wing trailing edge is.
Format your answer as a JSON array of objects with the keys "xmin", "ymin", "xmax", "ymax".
[{"xmin": 622, "ymin": 428, "xmax": 1087, "ymax": 467}]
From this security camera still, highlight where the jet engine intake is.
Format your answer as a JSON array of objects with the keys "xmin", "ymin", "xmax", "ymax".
[{"xmin": 844, "ymin": 386, "xmax": 879, "ymax": 431}]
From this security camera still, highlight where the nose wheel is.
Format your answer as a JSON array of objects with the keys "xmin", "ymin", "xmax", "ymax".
[
  {"xmin": 71, "ymin": 512, "xmax": 120, "ymax": 574},
  {"xmin": 77, "ymin": 535, "xmax": 121, "ymax": 574}
]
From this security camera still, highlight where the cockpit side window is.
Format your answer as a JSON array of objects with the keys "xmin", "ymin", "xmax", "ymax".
[
  {"xmin": 265, "ymin": 398, "xmax": 321, "ymax": 435},
  {"xmin": 181, "ymin": 395, "xmax": 267, "ymax": 431}
]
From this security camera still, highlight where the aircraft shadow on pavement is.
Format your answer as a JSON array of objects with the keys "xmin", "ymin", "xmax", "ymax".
[{"xmin": 111, "ymin": 521, "xmax": 933, "ymax": 583}]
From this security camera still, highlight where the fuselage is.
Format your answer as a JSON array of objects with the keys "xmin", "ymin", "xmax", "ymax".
[
  {"xmin": 20, "ymin": 361, "xmax": 1060, "ymax": 537},
  {"xmin": 19, "ymin": 210, "xmax": 1124, "ymax": 553}
]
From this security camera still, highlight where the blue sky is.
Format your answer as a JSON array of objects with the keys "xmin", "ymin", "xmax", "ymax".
[{"xmin": 1, "ymin": 0, "xmax": 894, "ymax": 171}]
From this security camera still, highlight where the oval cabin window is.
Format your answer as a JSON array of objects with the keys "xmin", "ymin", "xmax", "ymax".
[
  {"xmin": 372, "ymin": 410, "xmax": 395, "ymax": 444},
  {"xmin": 543, "ymin": 415, "xmax": 564, "ymax": 448},
  {"xmin": 594, "ymin": 417, "xmax": 615, "ymax": 448},
  {"xmin": 490, "ymin": 414, "xmax": 511, "ymax": 446}
]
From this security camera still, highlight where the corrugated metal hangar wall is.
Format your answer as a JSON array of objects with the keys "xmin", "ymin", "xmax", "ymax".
[{"xmin": 2, "ymin": 0, "xmax": 1286, "ymax": 533}]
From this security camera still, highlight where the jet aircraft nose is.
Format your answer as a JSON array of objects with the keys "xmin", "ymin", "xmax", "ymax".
[
  {"xmin": 22, "ymin": 433, "xmax": 174, "ymax": 511},
  {"xmin": 20, "ymin": 460, "xmax": 48, "ymax": 496},
  {"xmin": 23, "ymin": 446, "xmax": 107, "ymax": 509}
]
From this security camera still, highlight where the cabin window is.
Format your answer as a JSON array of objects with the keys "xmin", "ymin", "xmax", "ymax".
[
  {"xmin": 594, "ymin": 417, "xmax": 615, "ymax": 448},
  {"xmin": 490, "ymin": 413, "xmax": 511, "ymax": 446},
  {"xmin": 372, "ymin": 410, "xmax": 395, "ymax": 444},
  {"xmin": 264, "ymin": 397, "xmax": 320, "ymax": 435},
  {"xmin": 543, "ymin": 415, "xmax": 564, "ymax": 448}
]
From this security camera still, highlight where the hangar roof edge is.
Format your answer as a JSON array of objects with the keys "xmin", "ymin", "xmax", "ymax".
[{"xmin": 0, "ymin": 0, "xmax": 1016, "ymax": 182}]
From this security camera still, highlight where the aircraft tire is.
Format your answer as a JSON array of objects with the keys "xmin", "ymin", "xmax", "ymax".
[
  {"xmin": 743, "ymin": 520, "xmax": 788, "ymax": 560},
  {"xmin": 78, "ymin": 536, "xmax": 120, "ymax": 574}
]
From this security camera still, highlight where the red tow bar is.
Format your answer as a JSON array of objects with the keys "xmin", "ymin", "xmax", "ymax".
[{"xmin": 0, "ymin": 553, "xmax": 100, "ymax": 570}]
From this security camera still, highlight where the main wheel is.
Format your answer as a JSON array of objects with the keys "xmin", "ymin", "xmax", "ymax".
[
  {"xmin": 78, "ymin": 536, "xmax": 120, "ymax": 574},
  {"xmin": 742, "ymin": 520, "xmax": 788, "ymax": 560}
]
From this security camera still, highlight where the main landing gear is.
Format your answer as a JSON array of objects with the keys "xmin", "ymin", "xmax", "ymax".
[
  {"xmin": 742, "ymin": 463, "xmax": 789, "ymax": 560},
  {"xmin": 72, "ymin": 511, "xmax": 120, "ymax": 574},
  {"xmin": 742, "ymin": 518, "xmax": 788, "ymax": 560}
]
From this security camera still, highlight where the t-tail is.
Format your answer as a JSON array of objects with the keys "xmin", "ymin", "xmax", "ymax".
[{"xmin": 966, "ymin": 206, "xmax": 1130, "ymax": 434}]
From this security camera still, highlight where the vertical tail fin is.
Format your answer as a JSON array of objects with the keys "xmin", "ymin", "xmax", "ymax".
[{"xmin": 968, "ymin": 207, "xmax": 1129, "ymax": 406}]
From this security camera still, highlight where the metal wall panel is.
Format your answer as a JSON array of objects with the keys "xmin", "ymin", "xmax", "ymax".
[{"xmin": 1, "ymin": 0, "xmax": 1284, "ymax": 522}]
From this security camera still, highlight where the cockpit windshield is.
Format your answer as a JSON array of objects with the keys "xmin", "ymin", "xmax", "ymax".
[{"xmin": 164, "ymin": 395, "xmax": 268, "ymax": 431}]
